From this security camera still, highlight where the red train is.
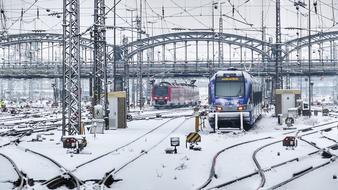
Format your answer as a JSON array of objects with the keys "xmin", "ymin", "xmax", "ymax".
[{"xmin": 152, "ymin": 81, "xmax": 199, "ymax": 109}]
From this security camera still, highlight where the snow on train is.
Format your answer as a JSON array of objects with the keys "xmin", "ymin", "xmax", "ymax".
[
  {"xmin": 152, "ymin": 81, "xmax": 199, "ymax": 108},
  {"xmin": 208, "ymin": 69, "xmax": 262, "ymax": 130}
]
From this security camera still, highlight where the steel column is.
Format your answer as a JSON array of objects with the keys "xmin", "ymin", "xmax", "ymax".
[
  {"xmin": 62, "ymin": 0, "xmax": 82, "ymax": 136},
  {"xmin": 93, "ymin": 0, "xmax": 107, "ymax": 119}
]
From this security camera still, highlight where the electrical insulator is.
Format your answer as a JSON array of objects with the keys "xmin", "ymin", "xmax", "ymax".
[
  {"xmin": 313, "ymin": 1, "xmax": 318, "ymax": 14},
  {"xmin": 162, "ymin": 6, "xmax": 164, "ymax": 18}
]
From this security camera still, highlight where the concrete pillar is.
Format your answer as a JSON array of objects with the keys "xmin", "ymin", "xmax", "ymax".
[
  {"xmin": 185, "ymin": 41, "xmax": 188, "ymax": 64},
  {"xmin": 229, "ymin": 44, "xmax": 232, "ymax": 67},
  {"xmin": 196, "ymin": 41, "xmax": 198, "ymax": 71},
  {"xmin": 19, "ymin": 43, "xmax": 21, "ymax": 65},
  {"xmin": 162, "ymin": 44, "xmax": 165, "ymax": 64},
  {"xmin": 173, "ymin": 42, "xmax": 177, "ymax": 64},
  {"xmin": 52, "ymin": 42, "xmax": 54, "ymax": 65},
  {"xmin": 41, "ymin": 42, "xmax": 43, "ymax": 63}
]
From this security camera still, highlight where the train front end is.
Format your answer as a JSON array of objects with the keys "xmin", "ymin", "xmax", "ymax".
[
  {"xmin": 152, "ymin": 82, "xmax": 171, "ymax": 108},
  {"xmin": 208, "ymin": 71, "xmax": 252, "ymax": 131}
]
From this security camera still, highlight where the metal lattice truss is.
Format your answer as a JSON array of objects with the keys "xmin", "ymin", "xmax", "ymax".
[
  {"xmin": 120, "ymin": 32, "xmax": 273, "ymax": 61},
  {"xmin": 0, "ymin": 33, "xmax": 92, "ymax": 47},
  {"xmin": 62, "ymin": 0, "xmax": 81, "ymax": 136},
  {"xmin": 93, "ymin": 0, "xmax": 107, "ymax": 114},
  {"xmin": 283, "ymin": 31, "xmax": 338, "ymax": 60},
  {"xmin": 1, "ymin": 31, "xmax": 338, "ymax": 78}
]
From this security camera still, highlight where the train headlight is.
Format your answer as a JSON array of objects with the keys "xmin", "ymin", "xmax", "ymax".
[
  {"xmin": 164, "ymin": 96, "xmax": 168, "ymax": 100},
  {"xmin": 215, "ymin": 106, "xmax": 223, "ymax": 112},
  {"xmin": 237, "ymin": 105, "xmax": 246, "ymax": 111}
]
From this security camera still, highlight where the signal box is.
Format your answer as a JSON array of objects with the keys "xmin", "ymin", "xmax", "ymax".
[{"xmin": 283, "ymin": 136, "xmax": 297, "ymax": 147}]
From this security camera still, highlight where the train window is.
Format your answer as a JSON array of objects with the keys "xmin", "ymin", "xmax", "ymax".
[
  {"xmin": 215, "ymin": 81, "xmax": 244, "ymax": 97},
  {"xmin": 154, "ymin": 86, "xmax": 168, "ymax": 96}
]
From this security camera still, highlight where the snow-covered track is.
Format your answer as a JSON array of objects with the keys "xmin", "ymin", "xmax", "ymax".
[
  {"xmin": 1, "ymin": 145, "xmax": 83, "ymax": 189},
  {"xmin": 254, "ymin": 124, "xmax": 338, "ymax": 190},
  {"xmin": 0, "ymin": 152, "xmax": 25, "ymax": 190},
  {"xmin": 98, "ymin": 116, "xmax": 191, "ymax": 188},
  {"xmin": 198, "ymin": 120, "xmax": 338, "ymax": 190},
  {"xmin": 0, "ymin": 125, "xmax": 59, "ymax": 150},
  {"xmin": 19, "ymin": 147, "xmax": 83, "ymax": 189},
  {"xmin": 70, "ymin": 116, "xmax": 190, "ymax": 187},
  {"xmin": 204, "ymin": 142, "xmax": 336, "ymax": 190},
  {"xmin": 129, "ymin": 107, "xmax": 193, "ymax": 120},
  {"xmin": 74, "ymin": 117, "xmax": 179, "ymax": 171},
  {"xmin": 196, "ymin": 137, "xmax": 272, "ymax": 190}
]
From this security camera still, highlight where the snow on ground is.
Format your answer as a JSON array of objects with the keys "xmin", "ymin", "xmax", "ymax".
[
  {"xmin": 0, "ymin": 155, "xmax": 18, "ymax": 190},
  {"xmin": 256, "ymin": 140, "xmax": 318, "ymax": 169},
  {"xmin": 277, "ymin": 160, "xmax": 338, "ymax": 190},
  {"xmin": 1, "ymin": 107, "xmax": 338, "ymax": 189},
  {"xmin": 263, "ymin": 153, "xmax": 331, "ymax": 189},
  {"xmin": 0, "ymin": 146, "xmax": 61, "ymax": 180}
]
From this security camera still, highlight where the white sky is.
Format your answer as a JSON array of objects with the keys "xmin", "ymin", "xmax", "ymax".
[{"xmin": 3, "ymin": 0, "xmax": 338, "ymax": 45}]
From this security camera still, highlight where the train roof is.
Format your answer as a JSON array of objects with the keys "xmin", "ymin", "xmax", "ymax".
[
  {"xmin": 154, "ymin": 81, "xmax": 197, "ymax": 87},
  {"xmin": 211, "ymin": 70, "xmax": 251, "ymax": 80},
  {"xmin": 210, "ymin": 70, "xmax": 262, "ymax": 85}
]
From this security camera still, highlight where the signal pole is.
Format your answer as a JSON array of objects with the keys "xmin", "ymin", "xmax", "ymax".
[
  {"xmin": 137, "ymin": 0, "xmax": 143, "ymax": 110},
  {"xmin": 275, "ymin": 0, "xmax": 282, "ymax": 90},
  {"xmin": 308, "ymin": 0, "xmax": 312, "ymax": 116}
]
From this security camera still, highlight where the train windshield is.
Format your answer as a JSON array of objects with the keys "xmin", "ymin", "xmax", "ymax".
[
  {"xmin": 154, "ymin": 86, "xmax": 168, "ymax": 96},
  {"xmin": 215, "ymin": 81, "xmax": 244, "ymax": 97}
]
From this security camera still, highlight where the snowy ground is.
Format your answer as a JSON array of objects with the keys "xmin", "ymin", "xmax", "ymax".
[{"xmin": 0, "ymin": 107, "xmax": 338, "ymax": 190}]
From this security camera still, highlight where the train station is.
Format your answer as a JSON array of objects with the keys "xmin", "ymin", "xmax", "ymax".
[{"xmin": 0, "ymin": 0, "xmax": 338, "ymax": 189}]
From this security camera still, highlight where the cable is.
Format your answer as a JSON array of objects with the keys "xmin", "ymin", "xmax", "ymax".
[
  {"xmin": 284, "ymin": 0, "xmax": 336, "ymax": 24},
  {"xmin": 7, "ymin": 0, "xmax": 39, "ymax": 30},
  {"xmin": 143, "ymin": 0, "xmax": 187, "ymax": 31},
  {"xmin": 169, "ymin": 0, "xmax": 209, "ymax": 29},
  {"xmin": 225, "ymin": 0, "xmax": 252, "ymax": 27}
]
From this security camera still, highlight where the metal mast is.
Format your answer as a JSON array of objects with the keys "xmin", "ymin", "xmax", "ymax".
[
  {"xmin": 137, "ymin": 0, "xmax": 143, "ymax": 110},
  {"xmin": 218, "ymin": 2, "xmax": 223, "ymax": 67},
  {"xmin": 275, "ymin": 0, "xmax": 282, "ymax": 90},
  {"xmin": 93, "ymin": 0, "xmax": 107, "ymax": 117},
  {"xmin": 62, "ymin": 0, "xmax": 81, "ymax": 136},
  {"xmin": 0, "ymin": 0, "xmax": 7, "ymax": 35},
  {"xmin": 308, "ymin": 0, "xmax": 312, "ymax": 116}
]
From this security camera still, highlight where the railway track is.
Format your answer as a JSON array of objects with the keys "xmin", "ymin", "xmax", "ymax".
[
  {"xmin": 0, "ymin": 145, "xmax": 83, "ymax": 190},
  {"xmin": 71, "ymin": 116, "xmax": 190, "ymax": 188},
  {"xmin": 254, "ymin": 123, "xmax": 338, "ymax": 190},
  {"xmin": 98, "ymin": 117, "xmax": 191, "ymax": 188},
  {"xmin": 0, "ymin": 124, "xmax": 60, "ymax": 150},
  {"xmin": 129, "ymin": 107, "xmax": 193, "ymax": 120},
  {"xmin": 198, "ymin": 119, "xmax": 338, "ymax": 190},
  {"xmin": 0, "ymin": 152, "xmax": 26, "ymax": 190}
]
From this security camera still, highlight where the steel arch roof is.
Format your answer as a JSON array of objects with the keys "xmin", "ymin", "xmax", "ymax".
[
  {"xmin": 120, "ymin": 31, "xmax": 272, "ymax": 61},
  {"xmin": 0, "ymin": 33, "xmax": 113, "ymax": 49},
  {"xmin": 283, "ymin": 30, "xmax": 338, "ymax": 59}
]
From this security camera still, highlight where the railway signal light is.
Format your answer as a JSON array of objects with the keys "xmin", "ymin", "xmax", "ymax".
[
  {"xmin": 283, "ymin": 136, "xmax": 297, "ymax": 148},
  {"xmin": 62, "ymin": 136, "xmax": 87, "ymax": 153}
]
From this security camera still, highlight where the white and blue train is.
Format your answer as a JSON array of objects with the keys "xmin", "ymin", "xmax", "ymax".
[{"xmin": 208, "ymin": 69, "xmax": 262, "ymax": 130}]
